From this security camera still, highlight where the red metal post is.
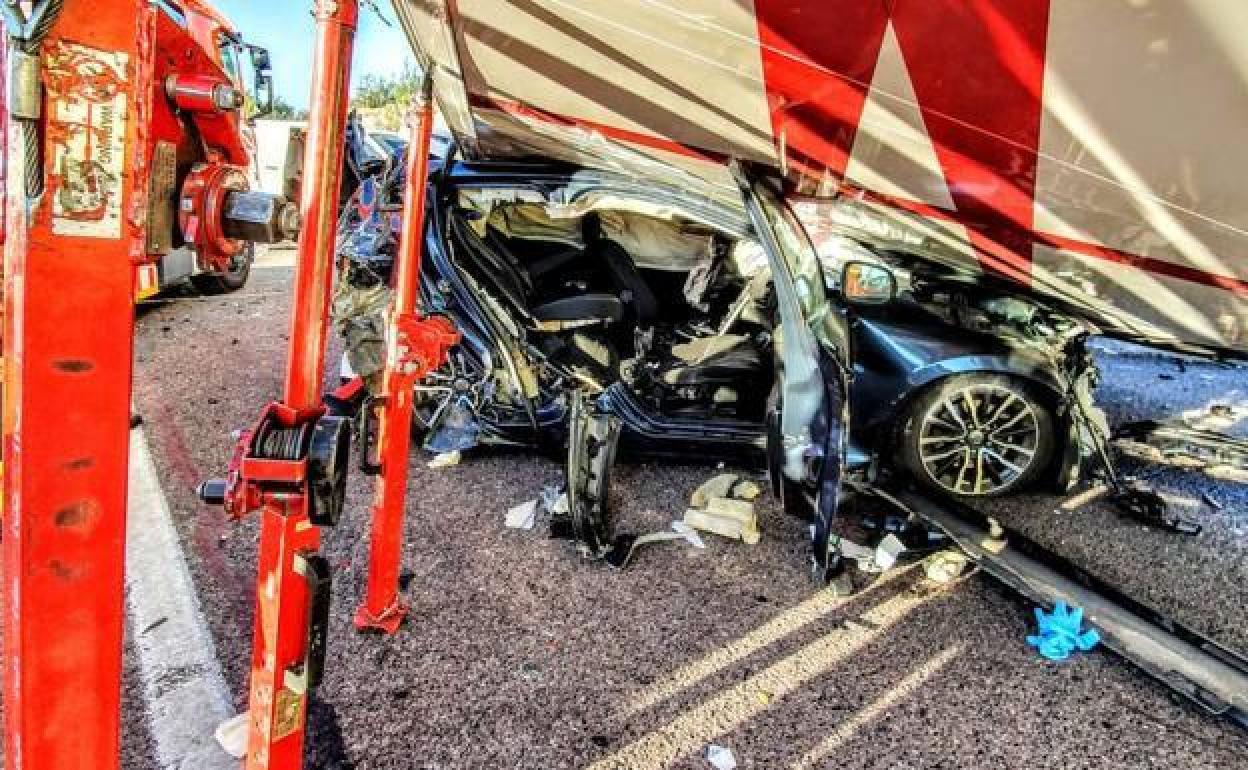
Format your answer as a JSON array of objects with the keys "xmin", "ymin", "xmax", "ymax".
[
  {"xmin": 354, "ymin": 80, "xmax": 458, "ymax": 633},
  {"xmin": 239, "ymin": 1, "xmax": 357, "ymax": 767},
  {"xmin": 242, "ymin": 488, "xmax": 323, "ymax": 770},
  {"xmin": 2, "ymin": 2, "xmax": 153, "ymax": 767},
  {"xmin": 284, "ymin": 0, "xmax": 358, "ymax": 412}
]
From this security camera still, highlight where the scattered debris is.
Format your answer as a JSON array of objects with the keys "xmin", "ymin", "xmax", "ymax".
[
  {"xmin": 505, "ymin": 499, "xmax": 539, "ymax": 530},
  {"xmin": 839, "ymin": 537, "xmax": 876, "ymax": 570},
  {"xmin": 924, "ymin": 550, "xmax": 970, "ymax": 584},
  {"xmin": 426, "ymin": 450, "xmax": 461, "ymax": 469},
  {"xmin": 1026, "ymin": 601, "xmax": 1101, "ymax": 662},
  {"xmin": 519, "ymin": 661, "xmax": 542, "ymax": 681},
  {"xmin": 682, "ymin": 473, "xmax": 762, "ymax": 545},
  {"xmin": 214, "ymin": 714, "xmax": 249, "ymax": 759},
  {"xmin": 873, "ymin": 534, "xmax": 906, "ymax": 571},
  {"xmin": 1059, "ymin": 484, "xmax": 1109, "ymax": 511},
  {"xmin": 1112, "ymin": 481, "xmax": 1201, "ymax": 535},
  {"xmin": 684, "ymin": 499, "xmax": 760, "ymax": 545},
  {"xmin": 690, "ymin": 473, "xmax": 761, "ymax": 508},
  {"xmin": 839, "ymin": 531, "xmax": 919, "ymax": 574},
  {"xmin": 1115, "ymin": 419, "xmax": 1248, "ymax": 483},
  {"xmin": 670, "ymin": 520, "xmax": 707, "ymax": 549},
  {"xmin": 705, "ymin": 744, "xmax": 738, "ymax": 770},
  {"xmin": 605, "ymin": 531, "xmax": 697, "ymax": 569},
  {"xmin": 540, "ymin": 484, "xmax": 568, "ymax": 516}
]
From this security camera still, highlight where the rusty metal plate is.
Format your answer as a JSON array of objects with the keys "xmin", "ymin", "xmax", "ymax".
[{"xmin": 146, "ymin": 141, "xmax": 177, "ymax": 255}]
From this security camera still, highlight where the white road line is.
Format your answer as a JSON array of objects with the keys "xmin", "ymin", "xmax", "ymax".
[{"xmin": 126, "ymin": 428, "xmax": 238, "ymax": 770}]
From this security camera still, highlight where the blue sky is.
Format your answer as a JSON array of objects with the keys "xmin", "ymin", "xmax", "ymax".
[{"xmin": 212, "ymin": 0, "xmax": 416, "ymax": 110}]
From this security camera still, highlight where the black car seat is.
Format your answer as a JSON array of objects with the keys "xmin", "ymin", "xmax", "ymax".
[
  {"xmin": 450, "ymin": 210, "xmax": 622, "ymax": 327},
  {"xmin": 583, "ymin": 213, "xmax": 659, "ymax": 323}
]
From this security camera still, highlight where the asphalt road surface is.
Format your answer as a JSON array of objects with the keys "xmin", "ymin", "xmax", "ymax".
[{"xmin": 118, "ymin": 250, "xmax": 1248, "ymax": 769}]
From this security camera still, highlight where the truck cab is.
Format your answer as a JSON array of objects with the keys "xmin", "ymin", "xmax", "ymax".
[{"xmin": 139, "ymin": 0, "xmax": 287, "ymax": 298}]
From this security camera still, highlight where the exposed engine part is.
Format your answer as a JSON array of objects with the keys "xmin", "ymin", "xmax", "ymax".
[{"xmin": 1055, "ymin": 335, "xmax": 1202, "ymax": 534}]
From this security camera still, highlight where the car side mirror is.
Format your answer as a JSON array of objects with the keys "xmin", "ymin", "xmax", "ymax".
[
  {"xmin": 250, "ymin": 47, "xmax": 273, "ymax": 117},
  {"xmin": 841, "ymin": 261, "xmax": 896, "ymax": 304}
]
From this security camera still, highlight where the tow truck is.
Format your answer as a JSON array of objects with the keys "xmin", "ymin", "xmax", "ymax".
[
  {"xmin": 3, "ymin": 2, "xmax": 1246, "ymax": 770},
  {"xmin": 137, "ymin": 0, "xmax": 295, "ymax": 298}
]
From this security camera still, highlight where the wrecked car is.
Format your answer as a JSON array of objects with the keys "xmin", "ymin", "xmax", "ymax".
[
  {"xmin": 334, "ymin": 135, "xmax": 1135, "ymax": 585},
  {"xmin": 322, "ymin": 0, "xmax": 1248, "ymax": 729},
  {"xmin": 325, "ymin": 1, "xmax": 1248, "ymax": 580}
]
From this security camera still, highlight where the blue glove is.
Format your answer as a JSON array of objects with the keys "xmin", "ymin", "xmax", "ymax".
[{"xmin": 1026, "ymin": 601, "xmax": 1101, "ymax": 661}]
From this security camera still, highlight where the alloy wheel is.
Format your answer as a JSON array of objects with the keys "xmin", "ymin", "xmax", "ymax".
[{"xmin": 917, "ymin": 383, "xmax": 1041, "ymax": 496}]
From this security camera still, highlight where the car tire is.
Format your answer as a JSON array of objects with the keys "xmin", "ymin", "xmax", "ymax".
[
  {"xmin": 190, "ymin": 243, "xmax": 254, "ymax": 295},
  {"xmin": 898, "ymin": 374, "xmax": 1054, "ymax": 499}
]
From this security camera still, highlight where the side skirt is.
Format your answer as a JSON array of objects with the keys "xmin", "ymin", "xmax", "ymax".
[{"xmin": 878, "ymin": 486, "xmax": 1248, "ymax": 730}]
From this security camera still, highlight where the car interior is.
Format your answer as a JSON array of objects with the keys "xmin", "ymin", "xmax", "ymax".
[{"xmin": 446, "ymin": 187, "xmax": 778, "ymax": 425}]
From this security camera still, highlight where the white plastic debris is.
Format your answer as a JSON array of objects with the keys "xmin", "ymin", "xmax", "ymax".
[
  {"xmin": 539, "ymin": 484, "xmax": 569, "ymax": 516},
  {"xmin": 839, "ymin": 537, "xmax": 878, "ymax": 571},
  {"xmin": 214, "ymin": 713, "xmax": 249, "ymax": 759},
  {"xmin": 505, "ymin": 499, "xmax": 539, "ymax": 530},
  {"xmin": 691, "ymin": 473, "xmax": 761, "ymax": 508},
  {"xmin": 705, "ymin": 744, "xmax": 738, "ymax": 770},
  {"xmin": 924, "ymin": 550, "xmax": 970, "ymax": 584},
  {"xmin": 873, "ymin": 533, "xmax": 906, "ymax": 571},
  {"xmin": 683, "ymin": 499, "xmax": 760, "ymax": 545},
  {"xmin": 427, "ymin": 450, "xmax": 462, "ymax": 469},
  {"xmin": 671, "ymin": 520, "xmax": 707, "ymax": 549}
]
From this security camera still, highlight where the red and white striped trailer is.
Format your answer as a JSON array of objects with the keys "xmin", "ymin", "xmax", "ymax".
[{"xmin": 395, "ymin": 0, "xmax": 1248, "ymax": 357}]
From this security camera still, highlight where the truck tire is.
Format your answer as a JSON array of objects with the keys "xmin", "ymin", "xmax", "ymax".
[
  {"xmin": 190, "ymin": 243, "xmax": 254, "ymax": 295},
  {"xmin": 898, "ymin": 374, "xmax": 1054, "ymax": 499}
]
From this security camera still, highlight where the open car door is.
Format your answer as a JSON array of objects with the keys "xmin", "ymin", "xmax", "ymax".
[{"xmin": 739, "ymin": 166, "xmax": 853, "ymax": 588}]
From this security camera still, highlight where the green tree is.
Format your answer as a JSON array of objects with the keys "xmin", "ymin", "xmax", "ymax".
[
  {"xmin": 258, "ymin": 96, "xmax": 309, "ymax": 121},
  {"xmin": 351, "ymin": 63, "xmax": 424, "ymax": 111}
]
